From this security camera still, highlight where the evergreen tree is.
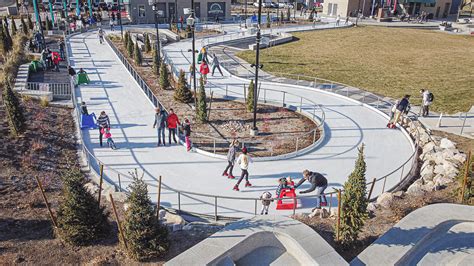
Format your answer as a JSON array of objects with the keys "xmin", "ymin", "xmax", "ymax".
[
  {"xmin": 2, "ymin": 16, "xmax": 7, "ymax": 27},
  {"xmin": 45, "ymin": 17, "xmax": 51, "ymax": 31},
  {"xmin": 144, "ymin": 33, "xmax": 151, "ymax": 53},
  {"xmin": 123, "ymin": 171, "xmax": 169, "ymax": 261},
  {"xmin": 21, "ymin": 17, "xmax": 28, "ymax": 35},
  {"xmin": 286, "ymin": 8, "xmax": 291, "ymax": 21},
  {"xmin": 152, "ymin": 46, "xmax": 160, "ymax": 76},
  {"xmin": 159, "ymin": 61, "xmax": 170, "ymax": 90},
  {"xmin": 0, "ymin": 26, "xmax": 8, "ymax": 55},
  {"xmin": 174, "ymin": 70, "xmax": 193, "ymax": 103},
  {"xmin": 196, "ymin": 77, "xmax": 207, "ymax": 122},
  {"xmin": 127, "ymin": 36, "xmax": 134, "ymax": 58},
  {"xmin": 27, "ymin": 14, "xmax": 34, "ymax": 30},
  {"xmin": 338, "ymin": 144, "xmax": 368, "ymax": 245},
  {"xmin": 124, "ymin": 31, "xmax": 130, "ymax": 47},
  {"xmin": 246, "ymin": 79, "xmax": 255, "ymax": 112},
  {"xmin": 133, "ymin": 42, "xmax": 142, "ymax": 65},
  {"xmin": 3, "ymin": 24, "xmax": 13, "ymax": 52},
  {"xmin": 280, "ymin": 11, "xmax": 284, "ymax": 24},
  {"xmin": 11, "ymin": 18, "xmax": 17, "ymax": 36},
  {"xmin": 266, "ymin": 11, "xmax": 271, "ymax": 28},
  {"xmin": 56, "ymin": 169, "xmax": 110, "ymax": 246},
  {"xmin": 2, "ymin": 83, "xmax": 25, "ymax": 137}
]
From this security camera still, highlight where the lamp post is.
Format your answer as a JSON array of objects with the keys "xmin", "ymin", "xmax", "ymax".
[
  {"xmin": 149, "ymin": 0, "xmax": 162, "ymax": 67},
  {"xmin": 244, "ymin": 0, "xmax": 247, "ymax": 28},
  {"xmin": 187, "ymin": 12, "xmax": 198, "ymax": 105},
  {"xmin": 117, "ymin": 0, "xmax": 123, "ymax": 37},
  {"xmin": 250, "ymin": 0, "xmax": 264, "ymax": 136}
]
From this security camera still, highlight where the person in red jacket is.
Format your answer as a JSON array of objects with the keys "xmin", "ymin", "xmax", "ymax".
[
  {"xmin": 199, "ymin": 59, "xmax": 210, "ymax": 84},
  {"xmin": 167, "ymin": 108, "xmax": 180, "ymax": 144}
]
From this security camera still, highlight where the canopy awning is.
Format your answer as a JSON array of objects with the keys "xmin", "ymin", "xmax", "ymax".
[{"xmin": 399, "ymin": 0, "xmax": 436, "ymax": 4}]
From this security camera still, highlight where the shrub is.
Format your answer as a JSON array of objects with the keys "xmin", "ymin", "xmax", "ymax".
[
  {"xmin": 127, "ymin": 35, "xmax": 134, "ymax": 57},
  {"xmin": 2, "ymin": 83, "xmax": 25, "ymax": 137},
  {"xmin": 266, "ymin": 11, "xmax": 271, "ymax": 28},
  {"xmin": 123, "ymin": 171, "xmax": 169, "ymax": 261},
  {"xmin": 144, "ymin": 33, "xmax": 151, "ymax": 53},
  {"xmin": 133, "ymin": 42, "xmax": 142, "ymax": 66},
  {"xmin": 124, "ymin": 31, "xmax": 129, "ymax": 47},
  {"xmin": 152, "ymin": 46, "xmax": 160, "ymax": 76},
  {"xmin": 174, "ymin": 70, "xmax": 193, "ymax": 103},
  {"xmin": 286, "ymin": 8, "xmax": 291, "ymax": 21},
  {"xmin": 40, "ymin": 96, "xmax": 49, "ymax": 107},
  {"xmin": 338, "ymin": 144, "xmax": 368, "ymax": 245},
  {"xmin": 196, "ymin": 77, "xmax": 207, "ymax": 122},
  {"xmin": 246, "ymin": 79, "xmax": 255, "ymax": 112},
  {"xmin": 56, "ymin": 169, "xmax": 110, "ymax": 246},
  {"xmin": 2, "ymin": 24, "xmax": 13, "ymax": 53},
  {"xmin": 159, "ymin": 61, "xmax": 170, "ymax": 90},
  {"xmin": 20, "ymin": 17, "xmax": 28, "ymax": 35},
  {"xmin": 0, "ymin": 26, "xmax": 9, "ymax": 55}
]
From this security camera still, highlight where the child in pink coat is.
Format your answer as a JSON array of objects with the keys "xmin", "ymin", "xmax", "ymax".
[{"xmin": 101, "ymin": 127, "xmax": 117, "ymax": 149}]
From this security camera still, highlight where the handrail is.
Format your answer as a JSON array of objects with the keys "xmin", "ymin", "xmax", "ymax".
[{"xmin": 67, "ymin": 28, "xmax": 419, "ymax": 220}]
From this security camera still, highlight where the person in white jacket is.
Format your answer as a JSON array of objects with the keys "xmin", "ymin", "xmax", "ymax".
[{"xmin": 233, "ymin": 147, "xmax": 253, "ymax": 191}]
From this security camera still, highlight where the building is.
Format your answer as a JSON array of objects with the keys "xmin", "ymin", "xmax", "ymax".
[
  {"xmin": 125, "ymin": 0, "xmax": 231, "ymax": 24},
  {"xmin": 323, "ymin": 0, "xmax": 371, "ymax": 17},
  {"xmin": 399, "ymin": 0, "xmax": 454, "ymax": 18}
]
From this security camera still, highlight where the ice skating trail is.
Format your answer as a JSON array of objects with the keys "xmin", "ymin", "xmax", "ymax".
[{"xmin": 68, "ymin": 22, "xmax": 415, "ymax": 218}]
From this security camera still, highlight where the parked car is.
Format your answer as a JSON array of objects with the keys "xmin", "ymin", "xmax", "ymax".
[
  {"xmin": 53, "ymin": 0, "xmax": 63, "ymax": 10},
  {"xmin": 253, "ymin": 2, "xmax": 272, "ymax": 8},
  {"xmin": 270, "ymin": 2, "xmax": 279, "ymax": 8},
  {"xmin": 278, "ymin": 2, "xmax": 294, "ymax": 8}
]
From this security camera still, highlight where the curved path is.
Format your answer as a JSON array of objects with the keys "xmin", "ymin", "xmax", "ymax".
[{"xmin": 68, "ymin": 22, "xmax": 414, "ymax": 218}]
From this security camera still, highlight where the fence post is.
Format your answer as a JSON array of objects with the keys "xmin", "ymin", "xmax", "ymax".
[
  {"xmin": 118, "ymin": 173, "xmax": 122, "ymax": 192},
  {"xmin": 299, "ymin": 97, "xmax": 303, "ymax": 112},
  {"xmin": 400, "ymin": 165, "xmax": 405, "ymax": 181},
  {"xmin": 382, "ymin": 176, "xmax": 387, "ymax": 193},
  {"xmin": 157, "ymin": 176, "xmax": 162, "ymax": 217},
  {"xmin": 254, "ymin": 199, "xmax": 257, "ymax": 215},
  {"xmin": 109, "ymin": 193, "xmax": 128, "ymax": 250},
  {"xmin": 336, "ymin": 189, "xmax": 342, "ymax": 242},
  {"xmin": 295, "ymin": 137, "xmax": 299, "ymax": 153},
  {"xmin": 34, "ymin": 176, "xmax": 58, "ymax": 227},
  {"xmin": 213, "ymin": 139, "xmax": 216, "ymax": 154},
  {"xmin": 244, "ymin": 84, "xmax": 246, "ymax": 99},
  {"xmin": 225, "ymin": 84, "xmax": 228, "ymax": 96},
  {"xmin": 264, "ymin": 88, "xmax": 267, "ymax": 103},
  {"xmin": 178, "ymin": 192, "xmax": 181, "ymax": 213},
  {"xmin": 367, "ymin": 177, "xmax": 376, "ymax": 200},
  {"xmin": 313, "ymin": 130, "xmax": 317, "ymax": 143},
  {"xmin": 460, "ymin": 150, "xmax": 471, "ymax": 203},
  {"xmin": 214, "ymin": 196, "xmax": 218, "ymax": 221},
  {"xmin": 460, "ymin": 113, "xmax": 468, "ymax": 135},
  {"xmin": 98, "ymin": 164, "xmax": 104, "ymax": 207},
  {"xmin": 282, "ymin": 92, "xmax": 286, "ymax": 107}
]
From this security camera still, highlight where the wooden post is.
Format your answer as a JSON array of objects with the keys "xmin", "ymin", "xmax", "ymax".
[
  {"xmin": 109, "ymin": 194, "xmax": 128, "ymax": 250},
  {"xmin": 98, "ymin": 164, "xmax": 104, "ymax": 207},
  {"xmin": 207, "ymin": 91, "xmax": 214, "ymax": 120},
  {"xmin": 336, "ymin": 189, "xmax": 342, "ymax": 242},
  {"xmin": 118, "ymin": 173, "xmax": 122, "ymax": 192},
  {"xmin": 367, "ymin": 177, "xmax": 376, "ymax": 200},
  {"xmin": 35, "ymin": 176, "xmax": 58, "ymax": 228},
  {"xmin": 157, "ymin": 176, "xmax": 162, "ymax": 218},
  {"xmin": 460, "ymin": 151, "xmax": 471, "ymax": 203}
]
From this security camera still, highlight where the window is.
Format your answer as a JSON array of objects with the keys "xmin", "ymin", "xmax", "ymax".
[
  {"xmin": 138, "ymin": 5, "xmax": 145, "ymax": 17},
  {"xmin": 424, "ymin": 3, "xmax": 435, "ymax": 7}
]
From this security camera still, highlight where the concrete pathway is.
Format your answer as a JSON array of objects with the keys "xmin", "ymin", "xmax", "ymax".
[{"xmin": 68, "ymin": 22, "xmax": 415, "ymax": 218}]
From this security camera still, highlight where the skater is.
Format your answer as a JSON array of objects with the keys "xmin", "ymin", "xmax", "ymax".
[
  {"xmin": 97, "ymin": 111, "xmax": 110, "ymax": 147},
  {"xmin": 152, "ymin": 108, "xmax": 167, "ymax": 146},
  {"xmin": 420, "ymin": 89, "xmax": 433, "ymax": 117},
  {"xmin": 233, "ymin": 147, "xmax": 253, "ymax": 191},
  {"xmin": 58, "ymin": 39, "xmax": 65, "ymax": 60},
  {"xmin": 80, "ymin": 101, "xmax": 89, "ymax": 115},
  {"xmin": 183, "ymin": 118, "xmax": 192, "ymax": 151},
  {"xmin": 52, "ymin": 53, "xmax": 60, "ymax": 72},
  {"xmin": 200, "ymin": 46, "xmax": 208, "ymax": 63},
  {"xmin": 68, "ymin": 65, "xmax": 76, "ymax": 84},
  {"xmin": 389, "ymin": 100, "xmax": 399, "ymax": 122},
  {"xmin": 336, "ymin": 15, "xmax": 341, "ymax": 26},
  {"xmin": 41, "ymin": 48, "xmax": 49, "ymax": 69},
  {"xmin": 345, "ymin": 16, "xmax": 350, "ymax": 25},
  {"xmin": 275, "ymin": 177, "xmax": 291, "ymax": 198},
  {"xmin": 200, "ymin": 59, "xmax": 210, "ymax": 84},
  {"xmin": 211, "ymin": 54, "xmax": 223, "ymax": 76},
  {"xmin": 102, "ymin": 127, "xmax": 117, "ymax": 149},
  {"xmin": 222, "ymin": 139, "xmax": 239, "ymax": 179},
  {"xmin": 166, "ymin": 108, "xmax": 180, "ymax": 144},
  {"xmin": 294, "ymin": 170, "xmax": 328, "ymax": 209},
  {"xmin": 260, "ymin": 191, "xmax": 273, "ymax": 215},
  {"xmin": 388, "ymin": 95, "xmax": 411, "ymax": 128},
  {"xmin": 109, "ymin": 18, "xmax": 114, "ymax": 31},
  {"xmin": 98, "ymin": 28, "xmax": 105, "ymax": 44}
]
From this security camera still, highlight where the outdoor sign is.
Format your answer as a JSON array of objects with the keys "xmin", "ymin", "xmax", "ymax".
[
  {"xmin": 207, "ymin": 2, "xmax": 225, "ymax": 19},
  {"xmin": 183, "ymin": 8, "xmax": 191, "ymax": 15}
]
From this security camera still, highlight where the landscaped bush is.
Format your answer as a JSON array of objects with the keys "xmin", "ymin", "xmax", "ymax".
[
  {"xmin": 144, "ymin": 33, "xmax": 151, "ymax": 53},
  {"xmin": 174, "ymin": 70, "xmax": 192, "ymax": 103},
  {"xmin": 159, "ymin": 61, "xmax": 170, "ymax": 90},
  {"xmin": 56, "ymin": 169, "xmax": 110, "ymax": 246},
  {"xmin": 196, "ymin": 77, "xmax": 207, "ymax": 122},
  {"xmin": 246, "ymin": 79, "xmax": 254, "ymax": 112},
  {"xmin": 122, "ymin": 171, "xmax": 169, "ymax": 261},
  {"xmin": 127, "ymin": 35, "xmax": 134, "ymax": 58},
  {"xmin": 2, "ymin": 83, "xmax": 25, "ymax": 137},
  {"xmin": 338, "ymin": 144, "xmax": 368, "ymax": 245},
  {"xmin": 152, "ymin": 46, "xmax": 159, "ymax": 76},
  {"xmin": 134, "ymin": 42, "xmax": 142, "ymax": 66}
]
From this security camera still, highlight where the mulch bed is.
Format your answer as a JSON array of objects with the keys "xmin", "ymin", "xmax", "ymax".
[{"xmin": 110, "ymin": 38, "xmax": 319, "ymax": 157}]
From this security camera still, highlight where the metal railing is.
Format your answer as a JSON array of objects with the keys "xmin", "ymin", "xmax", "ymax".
[
  {"xmin": 67, "ymin": 28, "xmax": 419, "ymax": 221},
  {"xmin": 26, "ymin": 81, "xmax": 72, "ymax": 99}
]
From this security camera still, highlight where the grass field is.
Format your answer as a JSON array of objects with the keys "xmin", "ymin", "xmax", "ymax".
[{"xmin": 237, "ymin": 26, "xmax": 474, "ymax": 113}]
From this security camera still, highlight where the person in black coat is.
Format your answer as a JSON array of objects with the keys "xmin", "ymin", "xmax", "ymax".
[{"xmin": 294, "ymin": 170, "xmax": 328, "ymax": 208}]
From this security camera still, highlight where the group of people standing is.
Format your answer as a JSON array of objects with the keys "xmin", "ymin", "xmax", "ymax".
[
  {"xmin": 153, "ymin": 108, "xmax": 192, "ymax": 151},
  {"xmin": 387, "ymin": 89, "xmax": 434, "ymax": 128},
  {"xmin": 189, "ymin": 47, "xmax": 224, "ymax": 85}
]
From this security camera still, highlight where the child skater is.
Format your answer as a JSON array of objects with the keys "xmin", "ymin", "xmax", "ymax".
[
  {"xmin": 260, "ymin": 191, "xmax": 273, "ymax": 215},
  {"xmin": 233, "ymin": 147, "xmax": 253, "ymax": 191},
  {"xmin": 101, "ymin": 127, "xmax": 117, "ymax": 149}
]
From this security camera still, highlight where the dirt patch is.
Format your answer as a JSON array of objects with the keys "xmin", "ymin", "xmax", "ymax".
[{"xmin": 109, "ymin": 38, "xmax": 319, "ymax": 157}]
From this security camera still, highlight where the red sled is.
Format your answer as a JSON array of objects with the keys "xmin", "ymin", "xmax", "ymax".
[
  {"xmin": 276, "ymin": 182, "xmax": 298, "ymax": 210},
  {"xmin": 386, "ymin": 123, "xmax": 396, "ymax": 129}
]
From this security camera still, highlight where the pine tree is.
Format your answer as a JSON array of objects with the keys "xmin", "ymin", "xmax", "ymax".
[
  {"xmin": 11, "ymin": 18, "xmax": 17, "ymax": 36},
  {"xmin": 174, "ymin": 70, "xmax": 193, "ymax": 103},
  {"xmin": 133, "ymin": 42, "xmax": 142, "ymax": 65},
  {"xmin": 144, "ymin": 33, "xmax": 151, "ymax": 53},
  {"xmin": 2, "ymin": 83, "xmax": 25, "ymax": 137},
  {"xmin": 338, "ymin": 144, "xmax": 368, "ymax": 245},
  {"xmin": 3, "ymin": 24, "xmax": 13, "ymax": 52},
  {"xmin": 159, "ymin": 61, "xmax": 170, "ymax": 90},
  {"xmin": 0, "ymin": 26, "xmax": 8, "ymax": 55},
  {"xmin": 152, "ymin": 46, "xmax": 160, "ymax": 76},
  {"xmin": 196, "ymin": 77, "xmax": 207, "ymax": 122},
  {"xmin": 45, "ymin": 17, "xmax": 51, "ymax": 31},
  {"xmin": 246, "ymin": 79, "xmax": 255, "ymax": 112},
  {"xmin": 27, "ymin": 14, "xmax": 34, "ymax": 30},
  {"xmin": 124, "ymin": 31, "xmax": 129, "ymax": 47},
  {"xmin": 56, "ymin": 169, "xmax": 110, "ymax": 246},
  {"xmin": 127, "ymin": 36, "xmax": 134, "ymax": 57},
  {"xmin": 20, "ymin": 17, "xmax": 28, "ymax": 35},
  {"xmin": 123, "ymin": 171, "xmax": 169, "ymax": 261},
  {"xmin": 280, "ymin": 12, "xmax": 284, "ymax": 23},
  {"xmin": 286, "ymin": 8, "xmax": 291, "ymax": 21},
  {"xmin": 266, "ymin": 11, "xmax": 271, "ymax": 28}
]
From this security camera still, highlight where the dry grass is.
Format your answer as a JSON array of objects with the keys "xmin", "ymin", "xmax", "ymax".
[{"xmin": 237, "ymin": 26, "xmax": 474, "ymax": 114}]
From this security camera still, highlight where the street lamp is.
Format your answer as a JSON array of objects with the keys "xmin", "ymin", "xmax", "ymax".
[
  {"xmin": 186, "ymin": 13, "xmax": 198, "ymax": 105},
  {"xmin": 117, "ymin": 0, "xmax": 124, "ymax": 37},
  {"xmin": 149, "ymin": 0, "xmax": 162, "ymax": 68},
  {"xmin": 250, "ymin": 0, "xmax": 264, "ymax": 136}
]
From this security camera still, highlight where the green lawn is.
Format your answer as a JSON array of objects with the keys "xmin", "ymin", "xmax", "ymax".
[{"xmin": 237, "ymin": 26, "xmax": 474, "ymax": 113}]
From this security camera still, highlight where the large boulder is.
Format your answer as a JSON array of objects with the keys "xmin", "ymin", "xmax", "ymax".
[
  {"xmin": 422, "ymin": 181, "xmax": 437, "ymax": 192},
  {"xmin": 422, "ymin": 142, "xmax": 436, "ymax": 154},
  {"xmin": 376, "ymin": 192, "xmax": 394, "ymax": 209},
  {"xmin": 367, "ymin": 202, "xmax": 378, "ymax": 212},
  {"xmin": 309, "ymin": 208, "xmax": 330, "ymax": 218},
  {"xmin": 442, "ymin": 161, "xmax": 459, "ymax": 178},
  {"xmin": 420, "ymin": 164, "xmax": 435, "ymax": 181},
  {"xmin": 434, "ymin": 174, "xmax": 454, "ymax": 187},
  {"xmin": 163, "ymin": 211, "xmax": 186, "ymax": 225},
  {"xmin": 440, "ymin": 138, "xmax": 456, "ymax": 149},
  {"xmin": 451, "ymin": 153, "xmax": 467, "ymax": 165},
  {"xmin": 407, "ymin": 182, "xmax": 425, "ymax": 196}
]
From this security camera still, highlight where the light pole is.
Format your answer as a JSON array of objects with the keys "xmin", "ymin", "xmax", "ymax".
[
  {"xmin": 117, "ymin": 0, "xmax": 123, "ymax": 37},
  {"xmin": 149, "ymin": 0, "xmax": 162, "ymax": 66},
  {"xmin": 187, "ymin": 10, "xmax": 198, "ymax": 105},
  {"xmin": 250, "ymin": 0, "xmax": 264, "ymax": 136},
  {"xmin": 244, "ymin": 0, "xmax": 247, "ymax": 28}
]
